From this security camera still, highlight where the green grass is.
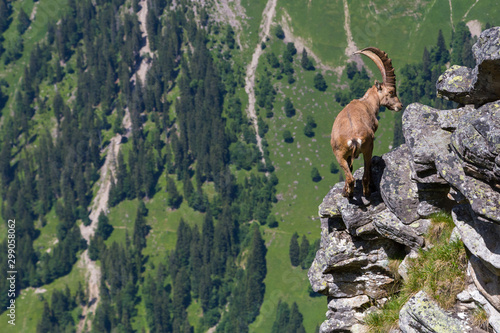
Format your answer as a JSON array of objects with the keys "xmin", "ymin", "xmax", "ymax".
[
  {"xmin": 365, "ymin": 211, "xmax": 467, "ymax": 332},
  {"xmin": 276, "ymin": 0, "xmax": 347, "ymax": 65},
  {"xmin": 0, "ymin": 259, "xmax": 86, "ymax": 333}
]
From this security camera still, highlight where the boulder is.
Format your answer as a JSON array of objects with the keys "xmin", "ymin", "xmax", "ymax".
[
  {"xmin": 436, "ymin": 105, "xmax": 474, "ymax": 131},
  {"xmin": 402, "ymin": 103, "xmax": 453, "ymax": 175},
  {"xmin": 436, "ymin": 65, "xmax": 476, "ymax": 105},
  {"xmin": 380, "ymin": 145, "xmax": 448, "ymax": 224},
  {"xmin": 451, "ymin": 101, "xmax": 500, "ymax": 184},
  {"xmin": 308, "ymin": 227, "xmax": 401, "ymax": 299},
  {"xmin": 399, "ymin": 290, "xmax": 465, "ymax": 333},
  {"xmin": 437, "ymin": 27, "xmax": 500, "ymax": 106},
  {"xmin": 468, "ymin": 270, "xmax": 500, "ymax": 333},
  {"xmin": 436, "ymin": 147, "xmax": 500, "ymax": 223},
  {"xmin": 372, "ymin": 210, "xmax": 424, "ymax": 249},
  {"xmin": 452, "ymin": 205, "xmax": 500, "ymax": 276},
  {"xmin": 469, "ymin": 255, "xmax": 500, "ymax": 312}
]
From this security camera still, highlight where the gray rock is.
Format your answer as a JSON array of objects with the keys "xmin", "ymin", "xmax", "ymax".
[
  {"xmin": 451, "ymin": 101, "xmax": 500, "ymax": 184},
  {"xmin": 436, "ymin": 105, "xmax": 474, "ymax": 131},
  {"xmin": 308, "ymin": 228, "xmax": 400, "ymax": 299},
  {"xmin": 328, "ymin": 295, "xmax": 370, "ymax": 311},
  {"xmin": 399, "ymin": 290, "xmax": 465, "ymax": 333},
  {"xmin": 449, "ymin": 227, "xmax": 461, "ymax": 243},
  {"xmin": 402, "ymin": 103, "xmax": 453, "ymax": 174},
  {"xmin": 436, "ymin": 65, "xmax": 476, "ymax": 104},
  {"xmin": 456, "ymin": 290, "xmax": 473, "ymax": 303},
  {"xmin": 452, "ymin": 205, "xmax": 500, "ymax": 276},
  {"xmin": 468, "ymin": 270, "xmax": 500, "ymax": 333},
  {"xmin": 469, "ymin": 254, "xmax": 500, "ymax": 312},
  {"xmin": 398, "ymin": 251, "xmax": 419, "ymax": 282},
  {"xmin": 436, "ymin": 148, "xmax": 500, "ymax": 223},
  {"xmin": 437, "ymin": 27, "xmax": 500, "ymax": 106},
  {"xmin": 380, "ymin": 145, "xmax": 448, "ymax": 224},
  {"xmin": 408, "ymin": 219, "xmax": 432, "ymax": 236},
  {"xmin": 320, "ymin": 312, "xmax": 357, "ymax": 333},
  {"xmin": 319, "ymin": 166, "xmax": 386, "ymax": 237},
  {"xmin": 372, "ymin": 209, "xmax": 424, "ymax": 249},
  {"xmin": 379, "ymin": 145, "xmax": 421, "ymax": 224}
]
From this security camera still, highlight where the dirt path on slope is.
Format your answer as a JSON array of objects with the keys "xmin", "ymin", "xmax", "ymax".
[
  {"xmin": 342, "ymin": 0, "xmax": 373, "ymax": 76},
  {"xmin": 244, "ymin": 0, "xmax": 278, "ymax": 168},
  {"xmin": 77, "ymin": 2, "xmax": 147, "ymax": 331},
  {"xmin": 213, "ymin": 0, "xmax": 246, "ymax": 50},
  {"xmin": 136, "ymin": 0, "xmax": 153, "ymax": 83},
  {"xmin": 77, "ymin": 135, "xmax": 120, "ymax": 333}
]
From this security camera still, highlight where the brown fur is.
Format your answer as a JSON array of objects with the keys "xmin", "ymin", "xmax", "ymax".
[{"xmin": 331, "ymin": 48, "xmax": 403, "ymax": 199}]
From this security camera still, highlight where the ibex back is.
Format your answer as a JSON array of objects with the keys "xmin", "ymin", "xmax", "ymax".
[{"xmin": 331, "ymin": 47, "xmax": 403, "ymax": 199}]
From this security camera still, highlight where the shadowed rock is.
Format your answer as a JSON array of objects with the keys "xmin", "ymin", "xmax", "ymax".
[
  {"xmin": 452, "ymin": 205, "xmax": 500, "ymax": 276},
  {"xmin": 451, "ymin": 101, "xmax": 500, "ymax": 185},
  {"xmin": 437, "ymin": 27, "xmax": 500, "ymax": 106},
  {"xmin": 436, "ymin": 148, "xmax": 500, "ymax": 223}
]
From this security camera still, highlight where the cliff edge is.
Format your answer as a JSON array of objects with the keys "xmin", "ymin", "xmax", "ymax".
[{"xmin": 309, "ymin": 27, "xmax": 500, "ymax": 333}]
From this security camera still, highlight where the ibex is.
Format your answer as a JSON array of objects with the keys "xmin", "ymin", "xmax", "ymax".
[{"xmin": 331, "ymin": 47, "xmax": 403, "ymax": 199}]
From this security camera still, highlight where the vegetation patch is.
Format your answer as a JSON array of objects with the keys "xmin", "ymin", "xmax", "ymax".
[{"xmin": 365, "ymin": 211, "xmax": 467, "ymax": 332}]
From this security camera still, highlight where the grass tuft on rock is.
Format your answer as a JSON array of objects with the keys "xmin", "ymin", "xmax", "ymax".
[{"xmin": 365, "ymin": 211, "xmax": 467, "ymax": 332}]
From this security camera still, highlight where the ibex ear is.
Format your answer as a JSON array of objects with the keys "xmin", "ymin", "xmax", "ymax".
[{"xmin": 374, "ymin": 80, "xmax": 382, "ymax": 91}]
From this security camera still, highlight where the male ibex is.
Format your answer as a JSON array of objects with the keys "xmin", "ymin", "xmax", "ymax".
[{"xmin": 331, "ymin": 47, "xmax": 403, "ymax": 199}]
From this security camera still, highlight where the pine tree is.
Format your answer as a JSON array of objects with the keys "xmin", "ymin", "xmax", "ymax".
[
  {"xmin": 299, "ymin": 235, "xmax": 310, "ymax": 267},
  {"xmin": 283, "ymin": 130, "xmax": 293, "ymax": 143},
  {"xmin": 311, "ymin": 167, "xmax": 321, "ymax": 182},
  {"xmin": 166, "ymin": 176, "xmax": 183, "ymax": 209},
  {"xmin": 0, "ymin": 0, "xmax": 10, "ymax": 32},
  {"xmin": 133, "ymin": 204, "xmax": 150, "ymax": 252},
  {"xmin": 330, "ymin": 162, "xmax": 339, "ymax": 174},
  {"xmin": 244, "ymin": 225, "xmax": 267, "ymax": 322},
  {"xmin": 271, "ymin": 301, "xmax": 290, "ymax": 333},
  {"xmin": 301, "ymin": 49, "xmax": 314, "ymax": 70},
  {"xmin": 96, "ymin": 212, "xmax": 114, "ymax": 240},
  {"xmin": 288, "ymin": 302, "xmax": 306, "ymax": 333},
  {"xmin": 284, "ymin": 97, "xmax": 295, "ymax": 117},
  {"xmin": 289, "ymin": 233, "xmax": 300, "ymax": 267},
  {"xmin": 314, "ymin": 73, "xmax": 327, "ymax": 91},
  {"xmin": 275, "ymin": 25, "xmax": 285, "ymax": 39},
  {"xmin": 17, "ymin": 8, "xmax": 30, "ymax": 35}
]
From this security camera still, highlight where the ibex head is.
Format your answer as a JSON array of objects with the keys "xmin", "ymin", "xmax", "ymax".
[{"xmin": 354, "ymin": 47, "xmax": 403, "ymax": 112}]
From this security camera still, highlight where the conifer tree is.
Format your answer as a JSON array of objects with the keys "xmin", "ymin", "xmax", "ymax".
[
  {"xmin": 301, "ymin": 49, "xmax": 314, "ymax": 70},
  {"xmin": 166, "ymin": 176, "xmax": 183, "ymax": 209},
  {"xmin": 299, "ymin": 235, "xmax": 310, "ymax": 267},
  {"xmin": 314, "ymin": 73, "xmax": 327, "ymax": 91},
  {"xmin": 96, "ymin": 212, "xmax": 114, "ymax": 240},
  {"xmin": 289, "ymin": 232, "xmax": 300, "ymax": 266},
  {"xmin": 17, "ymin": 8, "xmax": 30, "ymax": 35},
  {"xmin": 311, "ymin": 167, "xmax": 321, "ymax": 182},
  {"xmin": 284, "ymin": 97, "xmax": 295, "ymax": 117},
  {"xmin": 133, "ymin": 204, "xmax": 150, "ymax": 252}
]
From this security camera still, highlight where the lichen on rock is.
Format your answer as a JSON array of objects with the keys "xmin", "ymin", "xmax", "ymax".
[{"xmin": 310, "ymin": 25, "xmax": 500, "ymax": 332}]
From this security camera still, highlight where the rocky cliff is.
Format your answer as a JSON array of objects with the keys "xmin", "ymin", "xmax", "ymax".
[{"xmin": 309, "ymin": 27, "xmax": 500, "ymax": 333}]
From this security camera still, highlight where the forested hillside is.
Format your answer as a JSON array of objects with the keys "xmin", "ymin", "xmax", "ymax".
[{"xmin": 0, "ymin": 0, "xmax": 498, "ymax": 332}]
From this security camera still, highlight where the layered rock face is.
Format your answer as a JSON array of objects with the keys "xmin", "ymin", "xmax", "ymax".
[{"xmin": 309, "ymin": 27, "xmax": 500, "ymax": 333}]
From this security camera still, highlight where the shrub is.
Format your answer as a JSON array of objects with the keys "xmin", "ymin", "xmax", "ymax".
[
  {"xmin": 283, "ymin": 130, "xmax": 293, "ymax": 143},
  {"xmin": 314, "ymin": 73, "xmax": 327, "ymax": 91},
  {"xmin": 311, "ymin": 167, "xmax": 321, "ymax": 182}
]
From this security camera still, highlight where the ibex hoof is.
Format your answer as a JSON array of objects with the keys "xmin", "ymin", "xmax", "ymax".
[{"xmin": 341, "ymin": 188, "xmax": 353, "ymax": 199}]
